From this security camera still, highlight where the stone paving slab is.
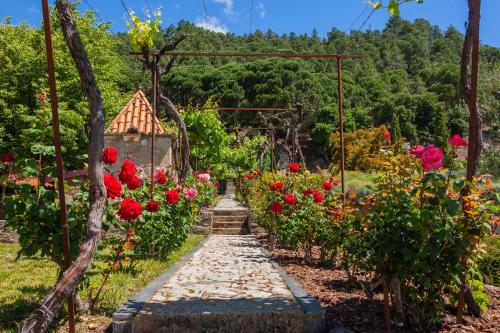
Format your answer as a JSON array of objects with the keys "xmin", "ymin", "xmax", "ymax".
[{"xmin": 113, "ymin": 235, "xmax": 325, "ymax": 333}]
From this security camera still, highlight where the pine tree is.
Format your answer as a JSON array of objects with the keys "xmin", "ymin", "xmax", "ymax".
[
  {"xmin": 391, "ymin": 112, "xmax": 402, "ymax": 153},
  {"xmin": 434, "ymin": 107, "xmax": 451, "ymax": 162},
  {"xmin": 391, "ymin": 112, "xmax": 402, "ymax": 144}
]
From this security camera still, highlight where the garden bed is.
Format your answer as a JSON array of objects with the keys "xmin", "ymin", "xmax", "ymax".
[
  {"xmin": 263, "ymin": 240, "xmax": 500, "ymax": 333},
  {"xmin": 0, "ymin": 235, "xmax": 205, "ymax": 333}
]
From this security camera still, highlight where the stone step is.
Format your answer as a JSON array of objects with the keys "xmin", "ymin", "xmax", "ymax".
[
  {"xmin": 212, "ymin": 221, "xmax": 248, "ymax": 229},
  {"xmin": 212, "ymin": 227, "xmax": 250, "ymax": 235},
  {"xmin": 212, "ymin": 209, "xmax": 248, "ymax": 217},
  {"xmin": 213, "ymin": 215, "xmax": 247, "ymax": 223}
]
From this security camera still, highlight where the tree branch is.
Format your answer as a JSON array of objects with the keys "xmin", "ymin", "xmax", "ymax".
[
  {"xmin": 158, "ymin": 33, "xmax": 187, "ymax": 56},
  {"xmin": 21, "ymin": 1, "xmax": 106, "ymax": 331}
]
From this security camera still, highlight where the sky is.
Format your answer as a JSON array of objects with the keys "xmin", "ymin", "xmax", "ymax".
[{"xmin": 2, "ymin": 1, "xmax": 499, "ymax": 47}]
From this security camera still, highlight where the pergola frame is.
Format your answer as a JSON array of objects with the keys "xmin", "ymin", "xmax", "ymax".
[{"xmin": 133, "ymin": 50, "xmax": 363, "ymax": 203}]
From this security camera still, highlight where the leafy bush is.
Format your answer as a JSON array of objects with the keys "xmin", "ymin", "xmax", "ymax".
[
  {"xmin": 3, "ymin": 146, "xmax": 217, "ymax": 268},
  {"xmin": 328, "ymin": 126, "xmax": 393, "ymax": 171}
]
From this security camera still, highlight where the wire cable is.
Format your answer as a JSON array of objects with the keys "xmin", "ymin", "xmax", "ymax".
[
  {"xmin": 120, "ymin": 0, "xmax": 136, "ymax": 27},
  {"xmin": 82, "ymin": 0, "xmax": 113, "ymax": 33},
  {"xmin": 249, "ymin": 0, "xmax": 254, "ymax": 34},
  {"xmin": 202, "ymin": 0, "xmax": 208, "ymax": 29},
  {"xmin": 344, "ymin": 5, "xmax": 368, "ymax": 33},
  {"xmin": 144, "ymin": 0, "xmax": 153, "ymax": 13},
  {"xmin": 356, "ymin": 7, "xmax": 376, "ymax": 33}
]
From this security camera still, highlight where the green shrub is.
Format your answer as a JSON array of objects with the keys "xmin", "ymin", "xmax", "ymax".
[{"xmin": 478, "ymin": 235, "xmax": 500, "ymax": 286}]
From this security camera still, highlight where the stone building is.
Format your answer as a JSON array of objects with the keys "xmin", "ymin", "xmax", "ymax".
[{"xmin": 105, "ymin": 89, "xmax": 176, "ymax": 173}]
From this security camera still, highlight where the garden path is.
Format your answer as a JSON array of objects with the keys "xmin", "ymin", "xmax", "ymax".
[{"xmin": 113, "ymin": 191, "xmax": 325, "ymax": 332}]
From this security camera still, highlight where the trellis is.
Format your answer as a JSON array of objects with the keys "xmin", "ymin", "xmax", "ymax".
[{"xmin": 131, "ymin": 50, "xmax": 363, "ymax": 203}]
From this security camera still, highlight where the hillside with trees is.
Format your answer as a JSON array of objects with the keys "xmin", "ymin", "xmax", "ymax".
[{"xmin": 1, "ymin": 9, "xmax": 499, "ymax": 169}]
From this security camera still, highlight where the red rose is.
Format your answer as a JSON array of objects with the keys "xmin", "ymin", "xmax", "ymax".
[
  {"xmin": 322, "ymin": 181, "xmax": 333, "ymax": 191},
  {"xmin": 119, "ymin": 160, "xmax": 136, "ymax": 184},
  {"xmin": 270, "ymin": 201, "xmax": 283, "ymax": 215},
  {"xmin": 118, "ymin": 198, "xmax": 142, "ymax": 221},
  {"xmin": 214, "ymin": 183, "xmax": 219, "ymax": 188},
  {"xmin": 448, "ymin": 134, "xmax": 467, "ymax": 147},
  {"xmin": 313, "ymin": 190, "xmax": 324, "ymax": 203},
  {"xmin": 146, "ymin": 201, "xmax": 160, "ymax": 212},
  {"xmin": 0, "ymin": 152, "xmax": 16, "ymax": 163},
  {"xmin": 102, "ymin": 146, "xmax": 118, "ymax": 165},
  {"xmin": 384, "ymin": 131, "xmax": 391, "ymax": 140},
  {"xmin": 127, "ymin": 175, "xmax": 142, "ymax": 190},
  {"xmin": 289, "ymin": 162, "xmax": 301, "ymax": 173},
  {"xmin": 165, "ymin": 189, "xmax": 180, "ymax": 205},
  {"xmin": 155, "ymin": 171, "xmax": 167, "ymax": 184},
  {"xmin": 329, "ymin": 178, "xmax": 339, "ymax": 186},
  {"xmin": 303, "ymin": 188, "xmax": 314, "ymax": 196},
  {"xmin": 103, "ymin": 173, "xmax": 122, "ymax": 199},
  {"xmin": 269, "ymin": 182, "xmax": 284, "ymax": 193},
  {"xmin": 421, "ymin": 145, "xmax": 444, "ymax": 172},
  {"xmin": 284, "ymin": 194, "xmax": 297, "ymax": 205}
]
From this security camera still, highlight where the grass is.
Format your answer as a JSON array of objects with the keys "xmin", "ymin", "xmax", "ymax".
[
  {"xmin": 343, "ymin": 170, "xmax": 377, "ymax": 194},
  {"xmin": 478, "ymin": 235, "xmax": 500, "ymax": 287},
  {"xmin": 0, "ymin": 235, "xmax": 205, "ymax": 332}
]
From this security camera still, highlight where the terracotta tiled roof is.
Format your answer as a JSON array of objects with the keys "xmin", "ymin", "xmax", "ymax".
[{"xmin": 106, "ymin": 89, "xmax": 165, "ymax": 135}]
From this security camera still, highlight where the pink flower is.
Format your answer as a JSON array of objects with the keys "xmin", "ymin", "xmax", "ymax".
[
  {"xmin": 197, "ymin": 173, "xmax": 211, "ymax": 181},
  {"xmin": 410, "ymin": 145, "xmax": 426, "ymax": 158},
  {"xmin": 421, "ymin": 145, "xmax": 444, "ymax": 171},
  {"xmin": 176, "ymin": 184, "xmax": 183, "ymax": 191},
  {"xmin": 186, "ymin": 188, "xmax": 198, "ymax": 202},
  {"xmin": 384, "ymin": 131, "xmax": 391, "ymax": 140},
  {"xmin": 448, "ymin": 134, "xmax": 467, "ymax": 147}
]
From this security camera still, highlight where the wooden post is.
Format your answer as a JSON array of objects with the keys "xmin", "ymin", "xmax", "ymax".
[
  {"xmin": 383, "ymin": 282, "xmax": 392, "ymax": 333},
  {"xmin": 150, "ymin": 56, "xmax": 157, "ymax": 198},
  {"xmin": 457, "ymin": 0, "xmax": 482, "ymax": 323},
  {"xmin": 41, "ymin": 1, "xmax": 75, "ymax": 331},
  {"xmin": 336, "ymin": 57, "xmax": 346, "ymax": 205}
]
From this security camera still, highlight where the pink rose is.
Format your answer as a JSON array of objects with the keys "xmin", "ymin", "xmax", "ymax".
[
  {"xmin": 421, "ymin": 145, "xmax": 444, "ymax": 171},
  {"xmin": 410, "ymin": 145, "xmax": 425, "ymax": 158},
  {"xmin": 448, "ymin": 134, "xmax": 467, "ymax": 147},
  {"xmin": 197, "ymin": 173, "xmax": 210, "ymax": 181},
  {"xmin": 186, "ymin": 188, "xmax": 198, "ymax": 201}
]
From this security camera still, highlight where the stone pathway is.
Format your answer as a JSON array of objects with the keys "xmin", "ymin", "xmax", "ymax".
[
  {"xmin": 151, "ymin": 235, "xmax": 299, "ymax": 305},
  {"xmin": 113, "ymin": 193, "xmax": 324, "ymax": 332}
]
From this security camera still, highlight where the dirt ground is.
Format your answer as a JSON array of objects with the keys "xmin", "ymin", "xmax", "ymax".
[{"xmin": 268, "ymin": 243, "xmax": 499, "ymax": 333}]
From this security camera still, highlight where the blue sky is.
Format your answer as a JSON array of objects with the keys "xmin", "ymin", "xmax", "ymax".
[{"xmin": 2, "ymin": 1, "xmax": 499, "ymax": 47}]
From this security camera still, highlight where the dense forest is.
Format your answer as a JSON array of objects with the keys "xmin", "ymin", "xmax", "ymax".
[{"xmin": 1, "ymin": 7, "xmax": 499, "ymax": 168}]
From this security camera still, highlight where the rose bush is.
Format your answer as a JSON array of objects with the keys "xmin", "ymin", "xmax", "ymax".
[{"xmin": 4, "ymin": 146, "xmax": 218, "ymax": 266}]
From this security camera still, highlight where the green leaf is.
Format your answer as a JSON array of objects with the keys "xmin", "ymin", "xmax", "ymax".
[
  {"xmin": 388, "ymin": 0, "xmax": 400, "ymax": 15},
  {"xmin": 31, "ymin": 144, "xmax": 55, "ymax": 157},
  {"xmin": 446, "ymin": 200, "xmax": 460, "ymax": 216}
]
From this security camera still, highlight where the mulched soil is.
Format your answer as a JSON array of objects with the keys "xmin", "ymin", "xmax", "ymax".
[{"xmin": 258, "ymin": 235, "xmax": 499, "ymax": 333}]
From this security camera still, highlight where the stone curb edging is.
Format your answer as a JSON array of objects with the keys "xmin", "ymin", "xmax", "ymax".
[
  {"xmin": 260, "ymin": 247, "xmax": 326, "ymax": 332},
  {"xmin": 112, "ymin": 237, "xmax": 209, "ymax": 333}
]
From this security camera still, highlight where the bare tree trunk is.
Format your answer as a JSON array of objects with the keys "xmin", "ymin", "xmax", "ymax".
[
  {"xmin": 158, "ymin": 92, "xmax": 190, "ymax": 182},
  {"xmin": 457, "ymin": 0, "xmax": 482, "ymax": 322},
  {"xmin": 294, "ymin": 124, "xmax": 306, "ymax": 165},
  {"xmin": 21, "ymin": 1, "xmax": 106, "ymax": 331},
  {"xmin": 391, "ymin": 277, "xmax": 406, "ymax": 327}
]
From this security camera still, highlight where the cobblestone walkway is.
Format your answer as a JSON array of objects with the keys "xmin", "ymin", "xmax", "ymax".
[
  {"xmin": 113, "ymin": 194, "xmax": 324, "ymax": 332},
  {"xmin": 151, "ymin": 235, "xmax": 301, "ymax": 308}
]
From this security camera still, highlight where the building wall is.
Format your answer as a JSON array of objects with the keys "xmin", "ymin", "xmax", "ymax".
[{"xmin": 104, "ymin": 134, "xmax": 175, "ymax": 174}]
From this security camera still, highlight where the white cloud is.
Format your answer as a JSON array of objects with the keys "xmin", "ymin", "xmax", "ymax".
[
  {"xmin": 195, "ymin": 16, "xmax": 229, "ymax": 33},
  {"xmin": 213, "ymin": 0, "xmax": 234, "ymax": 17},
  {"xmin": 256, "ymin": 3, "xmax": 266, "ymax": 18}
]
